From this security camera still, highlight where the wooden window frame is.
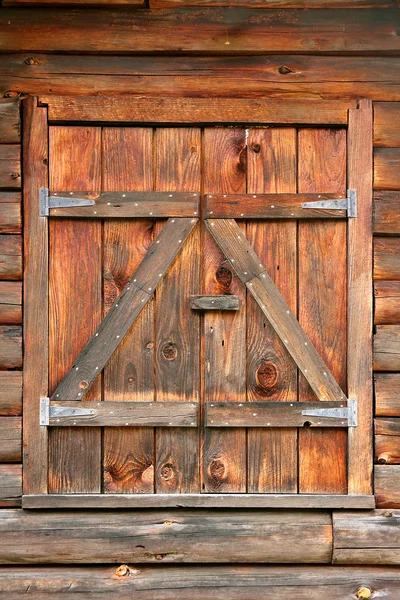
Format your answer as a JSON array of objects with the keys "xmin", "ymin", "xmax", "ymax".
[{"xmin": 22, "ymin": 96, "xmax": 374, "ymax": 509}]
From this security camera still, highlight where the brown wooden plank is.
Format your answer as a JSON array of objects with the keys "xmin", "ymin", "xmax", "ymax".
[
  {"xmin": 4, "ymin": 0, "xmax": 144, "ymax": 4},
  {"xmin": 374, "ymin": 237, "xmax": 400, "ymax": 280},
  {"xmin": 375, "ymin": 281, "xmax": 400, "ymax": 324},
  {"xmin": 375, "ymin": 373, "xmax": 400, "ymax": 416},
  {"xmin": 0, "ymin": 509, "xmax": 332, "ymax": 563},
  {"xmin": 374, "ymin": 148, "xmax": 400, "ymax": 190},
  {"xmin": 0, "ymin": 193, "xmax": 21, "ymax": 234},
  {"xmin": 205, "ymin": 192, "xmax": 347, "ymax": 219},
  {"xmin": 0, "ymin": 372, "xmax": 22, "ymax": 416},
  {"xmin": 374, "ymin": 102, "xmax": 400, "ymax": 148},
  {"xmin": 0, "ymin": 99, "xmax": 19, "ymax": 144},
  {"xmin": 2, "ymin": 9, "xmax": 399, "ymax": 54},
  {"xmin": 347, "ymin": 100, "xmax": 373, "ymax": 495},
  {"xmin": 102, "ymin": 127, "xmax": 155, "ymax": 495},
  {"xmin": 190, "ymin": 295, "xmax": 239, "ymax": 311},
  {"xmin": 0, "ymin": 465, "xmax": 21, "ymax": 507},
  {"xmin": 203, "ymin": 128, "xmax": 247, "ymax": 493},
  {"xmin": 41, "ymin": 97, "xmax": 355, "ymax": 126},
  {"xmin": 0, "ymin": 281, "xmax": 21, "ymax": 325},
  {"xmin": 0, "ymin": 418, "xmax": 21, "ymax": 462},
  {"xmin": 48, "ymin": 191, "xmax": 200, "ymax": 218},
  {"xmin": 48, "ymin": 125, "xmax": 102, "ymax": 494},
  {"xmin": 0, "ymin": 145, "xmax": 20, "ymax": 190},
  {"xmin": 155, "ymin": 128, "xmax": 201, "ymax": 494},
  {"xmin": 374, "ymin": 325, "xmax": 400, "ymax": 371},
  {"xmin": 375, "ymin": 465, "xmax": 400, "ymax": 508},
  {"xmin": 48, "ymin": 401, "xmax": 198, "ymax": 427},
  {"xmin": 374, "ymin": 191, "xmax": 400, "ymax": 235},
  {"xmin": 0, "ymin": 234, "xmax": 21, "ymax": 280},
  {"xmin": 0, "ymin": 326, "xmax": 21, "ymax": 368},
  {"xmin": 375, "ymin": 418, "xmax": 400, "ymax": 464},
  {"xmin": 298, "ymin": 128, "xmax": 348, "ymax": 495},
  {"xmin": 151, "ymin": 0, "xmax": 396, "ymax": 6},
  {"xmin": 246, "ymin": 127, "xmax": 297, "ymax": 494}
]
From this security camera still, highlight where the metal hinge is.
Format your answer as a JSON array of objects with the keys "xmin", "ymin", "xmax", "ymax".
[
  {"xmin": 302, "ymin": 189, "xmax": 357, "ymax": 218},
  {"xmin": 40, "ymin": 398, "xmax": 96, "ymax": 426},
  {"xmin": 302, "ymin": 398, "xmax": 357, "ymax": 427},
  {"xmin": 39, "ymin": 188, "xmax": 95, "ymax": 217}
]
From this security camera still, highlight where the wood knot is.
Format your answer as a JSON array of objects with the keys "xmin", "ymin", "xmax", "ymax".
[
  {"xmin": 3, "ymin": 91, "xmax": 19, "ymax": 98},
  {"xmin": 10, "ymin": 172, "xmax": 20, "ymax": 180},
  {"xmin": 209, "ymin": 458, "xmax": 226, "ymax": 482},
  {"xmin": 377, "ymin": 454, "xmax": 388, "ymax": 464},
  {"xmin": 78, "ymin": 380, "xmax": 89, "ymax": 390},
  {"xmin": 216, "ymin": 266, "xmax": 233, "ymax": 290},
  {"xmin": 160, "ymin": 462, "xmax": 175, "ymax": 481},
  {"xmin": 24, "ymin": 57, "xmax": 40, "ymax": 66},
  {"xmin": 278, "ymin": 65, "xmax": 294, "ymax": 75},
  {"xmin": 162, "ymin": 342, "xmax": 178, "ymax": 361},
  {"xmin": 356, "ymin": 588, "xmax": 372, "ymax": 599},
  {"xmin": 251, "ymin": 143, "xmax": 261, "ymax": 153},
  {"xmin": 256, "ymin": 361, "xmax": 278, "ymax": 392}
]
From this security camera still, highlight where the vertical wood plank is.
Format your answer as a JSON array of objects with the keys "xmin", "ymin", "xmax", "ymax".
[
  {"xmin": 203, "ymin": 128, "xmax": 246, "ymax": 493},
  {"xmin": 155, "ymin": 128, "xmax": 201, "ymax": 493},
  {"xmin": 347, "ymin": 100, "xmax": 373, "ymax": 495},
  {"xmin": 102, "ymin": 127, "xmax": 155, "ymax": 494},
  {"xmin": 298, "ymin": 128, "xmax": 348, "ymax": 494},
  {"xmin": 247, "ymin": 128, "xmax": 298, "ymax": 493},
  {"xmin": 48, "ymin": 126, "xmax": 102, "ymax": 493},
  {"xmin": 23, "ymin": 97, "xmax": 48, "ymax": 494}
]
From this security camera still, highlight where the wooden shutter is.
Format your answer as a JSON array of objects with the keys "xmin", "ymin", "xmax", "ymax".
[{"xmin": 23, "ymin": 96, "xmax": 374, "ymax": 508}]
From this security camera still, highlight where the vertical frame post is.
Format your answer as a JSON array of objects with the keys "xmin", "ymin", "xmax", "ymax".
[
  {"xmin": 347, "ymin": 99, "xmax": 373, "ymax": 495},
  {"xmin": 23, "ymin": 97, "xmax": 49, "ymax": 494}
]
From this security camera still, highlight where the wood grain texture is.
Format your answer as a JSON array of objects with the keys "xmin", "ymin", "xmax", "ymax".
[
  {"xmin": 0, "ymin": 326, "xmax": 21, "ymax": 368},
  {"xmin": 0, "ymin": 465, "xmax": 21, "ymax": 507},
  {"xmin": 0, "ymin": 282, "xmax": 21, "ymax": 325},
  {"xmin": 298, "ymin": 128, "xmax": 348, "ymax": 495},
  {"xmin": 190, "ymin": 295, "xmax": 239, "ymax": 310},
  {"xmin": 203, "ymin": 128, "xmax": 246, "ymax": 493},
  {"xmin": 1, "ymin": 9, "xmax": 399, "ymax": 54},
  {"xmin": 375, "ymin": 465, "xmax": 400, "ymax": 508},
  {"xmin": 0, "ymin": 99, "xmax": 19, "ymax": 144},
  {"xmin": 0, "ymin": 235, "xmax": 21, "ymax": 280},
  {"xmin": 0, "ymin": 418, "xmax": 21, "ymax": 463},
  {"xmin": 151, "ymin": 0, "xmax": 396, "ymax": 6},
  {"xmin": 374, "ymin": 148, "xmax": 400, "ymax": 190},
  {"xmin": 375, "ymin": 373, "xmax": 400, "ymax": 416},
  {"xmin": 0, "ymin": 192, "xmax": 21, "ymax": 234},
  {"xmin": 374, "ymin": 325, "xmax": 400, "ymax": 370},
  {"xmin": 374, "ymin": 237, "xmax": 400, "ymax": 279},
  {"xmin": 374, "ymin": 102, "xmax": 400, "ymax": 147},
  {"xmin": 102, "ymin": 127, "xmax": 155, "ymax": 495},
  {"xmin": 375, "ymin": 281, "xmax": 400, "ymax": 324},
  {"xmin": 375, "ymin": 418, "xmax": 400, "ymax": 464},
  {"xmin": 374, "ymin": 191, "xmax": 400, "ymax": 235},
  {"xmin": 0, "ymin": 145, "xmax": 20, "ymax": 189},
  {"xmin": 4, "ymin": 0, "xmax": 144, "ymax": 4},
  {"xmin": 0, "ymin": 372, "xmax": 22, "ymax": 416},
  {"xmin": 48, "ymin": 126, "xmax": 102, "ymax": 494},
  {"xmin": 155, "ymin": 128, "xmax": 200, "ymax": 494},
  {"xmin": 0, "ymin": 509, "xmax": 332, "ymax": 563}
]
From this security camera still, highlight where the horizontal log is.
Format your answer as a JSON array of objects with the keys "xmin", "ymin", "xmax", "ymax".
[
  {"xmin": 374, "ymin": 149, "xmax": 400, "ymax": 190},
  {"xmin": 375, "ymin": 418, "xmax": 400, "ymax": 464},
  {"xmin": 374, "ymin": 325, "xmax": 400, "ymax": 371},
  {"xmin": 0, "ymin": 326, "xmax": 22, "ymax": 369},
  {"xmin": 375, "ymin": 281, "xmax": 400, "ymax": 324},
  {"xmin": 0, "ymin": 509, "xmax": 332, "ymax": 563},
  {"xmin": 333, "ymin": 508, "xmax": 400, "ymax": 563},
  {"xmin": 190, "ymin": 295, "xmax": 240, "ymax": 311},
  {"xmin": 47, "ymin": 401, "xmax": 198, "ymax": 427},
  {"xmin": 375, "ymin": 464, "xmax": 400, "ymax": 508},
  {"xmin": 0, "ymin": 465, "xmax": 21, "ymax": 507},
  {"xmin": 0, "ymin": 146, "xmax": 20, "ymax": 190},
  {"xmin": 0, "ymin": 99, "xmax": 19, "ymax": 144},
  {"xmin": 0, "ymin": 418, "xmax": 21, "ymax": 463},
  {"xmin": 375, "ymin": 373, "xmax": 400, "ymax": 416},
  {"xmin": 22, "ymin": 494, "xmax": 374, "ymax": 509},
  {"xmin": 0, "ymin": 280, "xmax": 22, "ymax": 325},
  {"xmin": 205, "ymin": 193, "xmax": 347, "ymax": 218},
  {"xmin": 374, "ymin": 191, "xmax": 400, "ymax": 235},
  {"xmin": 0, "ymin": 235, "xmax": 22, "ymax": 280},
  {"xmin": 374, "ymin": 102, "xmax": 400, "ymax": 148},
  {"xmin": 153, "ymin": 0, "xmax": 398, "ymax": 5},
  {"xmin": 374, "ymin": 237, "xmax": 400, "ymax": 280},
  {"xmin": 206, "ymin": 401, "xmax": 352, "ymax": 428},
  {"xmin": 1, "ymin": 9, "xmax": 399, "ymax": 54},
  {"xmin": 2, "ymin": 565, "xmax": 400, "ymax": 599},
  {"xmin": 0, "ymin": 372, "xmax": 22, "ymax": 416},
  {"xmin": 41, "ymin": 96, "xmax": 354, "ymax": 125},
  {"xmin": 0, "ymin": 192, "xmax": 21, "ymax": 234}
]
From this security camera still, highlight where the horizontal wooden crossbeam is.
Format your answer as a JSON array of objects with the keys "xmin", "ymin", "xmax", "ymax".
[{"xmin": 190, "ymin": 295, "xmax": 239, "ymax": 311}]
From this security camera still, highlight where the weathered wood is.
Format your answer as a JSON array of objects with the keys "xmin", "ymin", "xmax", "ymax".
[
  {"xmin": 374, "ymin": 325, "xmax": 400, "ymax": 371},
  {"xmin": 0, "ymin": 509, "xmax": 332, "ymax": 563},
  {"xmin": 375, "ymin": 465, "xmax": 400, "ymax": 508},
  {"xmin": 0, "ymin": 326, "xmax": 21, "ymax": 368},
  {"xmin": 4, "ymin": 0, "xmax": 144, "ymax": 3},
  {"xmin": 41, "ymin": 97, "xmax": 355, "ymax": 126},
  {"xmin": 0, "ymin": 99, "xmax": 19, "ymax": 144},
  {"xmin": 0, "ymin": 418, "xmax": 21, "ymax": 463},
  {"xmin": 374, "ymin": 148, "xmax": 400, "ymax": 190},
  {"xmin": 374, "ymin": 237, "xmax": 400, "ymax": 280},
  {"xmin": 151, "ymin": 0, "xmax": 397, "ymax": 6},
  {"xmin": 22, "ymin": 494, "xmax": 374, "ymax": 510},
  {"xmin": 374, "ymin": 192, "xmax": 400, "ymax": 234},
  {"xmin": 0, "ymin": 281, "xmax": 21, "ymax": 325},
  {"xmin": 333, "ymin": 509, "xmax": 400, "ymax": 563},
  {"xmin": 47, "ymin": 401, "xmax": 198, "ymax": 427},
  {"xmin": 0, "ymin": 465, "xmax": 21, "ymax": 507},
  {"xmin": 375, "ymin": 281, "xmax": 400, "ymax": 324},
  {"xmin": 0, "ymin": 146, "xmax": 20, "ymax": 189},
  {"xmin": 206, "ymin": 401, "xmax": 354, "ymax": 428},
  {"xmin": 374, "ymin": 102, "xmax": 400, "ymax": 147},
  {"xmin": 375, "ymin": 373, "xmax": 400, "ymax": 416},
  {"xmin": 0, "ymin": 372, "xmax": 22, "ymax": 416},
  {"xmin": 48, "ymin": 191, "xmax": 200, "ymax": 218},
  {"xmin": 190, "ymin": 295, "xmax": 239, "ymax": 311},
  {"xmin": 0, "ymin": 192, "xmax": 21, "ymax": 234},
  {"xmin": 375, "ymin": 418, "xmax": 400, "ymax": 464},
  {"xmin": 205, "ymin": 193, "xmax": 347, "ymax": 219},
  {"xmin": 1, "ymin": 9, "xmax": 399, "ymax": 54},
  {"xmin": 0, "ymin": 235, "xmax": 22, "ymax": 280}
]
